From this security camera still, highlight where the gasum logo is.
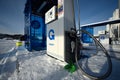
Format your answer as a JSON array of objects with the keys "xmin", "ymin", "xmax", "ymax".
[{"xmin": 48, "ymin": 29, "xmax": 55, "ymax": 40}]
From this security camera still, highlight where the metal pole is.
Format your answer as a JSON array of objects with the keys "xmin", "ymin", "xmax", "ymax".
[{"xmin": 77, "ymin": 0, "xmax": 80, "ymax": 35}]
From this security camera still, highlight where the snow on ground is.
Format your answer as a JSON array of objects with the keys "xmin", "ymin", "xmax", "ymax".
[
  {"xmin": 0, "ymin": 40, "xmax": 17, "ymax": 80},
  {"xmin": 0, "ymin": 39, "xmax": 120, "ymax": 80},
  {"xmin": 16, "ymin": 50, "xmax": 81, "ymax": 80},
  {"xmin": 0, "ymin": 39, "xmax": 17, "ymax": 54}
]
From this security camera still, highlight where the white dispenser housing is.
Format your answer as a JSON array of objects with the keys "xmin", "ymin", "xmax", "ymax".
[{"xmin": 46, "ymin": 0, "xmax": 78, "ymax": 62}]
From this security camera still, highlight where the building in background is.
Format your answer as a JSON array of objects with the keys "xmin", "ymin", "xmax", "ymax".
[{"xmin": 106, "ymin": 9, "xmax": 120, "ymax": 44}]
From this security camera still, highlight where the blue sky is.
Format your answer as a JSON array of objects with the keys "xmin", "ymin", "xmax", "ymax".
[
  {"xmin": 79, "ymin": 0, "xmax": 118, "ymax": 25},
  {"xmin": 0, "ymin": 0, "xmax": 26, "ymax": 34},
  {"xmin": 0, "ymin": 0, "xmax": 118, "ymax": 34}
]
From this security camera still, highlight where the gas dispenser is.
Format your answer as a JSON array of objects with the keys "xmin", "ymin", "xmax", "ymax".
[{"xmin": 45, "ymin": 0, "xmax": 79, "ymax": 63}]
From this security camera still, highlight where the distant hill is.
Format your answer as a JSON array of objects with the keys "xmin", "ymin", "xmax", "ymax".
[{"xmin": 0, "ymin": 33, "xmax": 23, "ymax": 40}]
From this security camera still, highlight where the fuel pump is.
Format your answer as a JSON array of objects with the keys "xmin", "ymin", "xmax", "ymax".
[{"xmin": 45, "ymin": 0, "xmax": 79, "ymax": 63}]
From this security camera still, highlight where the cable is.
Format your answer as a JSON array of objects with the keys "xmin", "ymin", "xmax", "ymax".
[{"xmin": 75, "ymin": 29, "xmax": 112, "ymax": 80}]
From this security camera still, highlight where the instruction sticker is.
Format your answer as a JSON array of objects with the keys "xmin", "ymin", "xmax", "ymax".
[{"xmin": 58, "ymin": 0, "xmax": 64, "ymax": 19}]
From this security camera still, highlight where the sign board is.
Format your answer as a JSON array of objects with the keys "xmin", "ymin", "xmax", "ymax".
[
  {"xmin": 98, "ymin": 30, "xmax": 106, "ymax": 35},
  {"xmin": 45, "ymin": 6, "xmax": 56, "ymax": 24},
  {"xmin": 99, "ymin": 34, "xmax": 110, "ymax": 44}
]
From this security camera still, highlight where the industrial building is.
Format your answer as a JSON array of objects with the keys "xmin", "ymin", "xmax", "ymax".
[{"xmin": 106, "ymin": 9, "xmax": 120, "ymax": 44}]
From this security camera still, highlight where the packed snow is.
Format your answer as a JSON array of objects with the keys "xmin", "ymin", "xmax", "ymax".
[{"xmin": 0, "ymin": 39, "xmax": 120, "ymax": 80}]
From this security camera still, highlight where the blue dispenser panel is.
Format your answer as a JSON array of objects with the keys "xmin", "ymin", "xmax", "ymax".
[
  {"xmin": 30, "ymin": 14, "xmax": 46, "ymax": 50},
  {"xmin": 81, "ymin": 27, "xmax": 93, "ymax": 43}
]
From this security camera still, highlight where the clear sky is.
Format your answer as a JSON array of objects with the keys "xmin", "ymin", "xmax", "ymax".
[
  {"xmin": 0, "ymin": 0, "xmax": 118, "ymax": 35},
  {"xmin": 79, "ymin": 0, "xmax": 118, "ymax": 25},
  {"xmin": 0, "ymin": 0, "xmax": 26, "ymax": 34}
]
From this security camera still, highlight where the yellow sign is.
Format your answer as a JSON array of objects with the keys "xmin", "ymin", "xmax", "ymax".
[{"xmin": 16, "ymin": 41, "xmax": 22, "ymax": 46}]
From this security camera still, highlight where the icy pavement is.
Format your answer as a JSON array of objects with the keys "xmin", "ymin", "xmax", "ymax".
[{"xmin": 0, "ymin": 39, "xmax": 120, "ymax": 80}]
